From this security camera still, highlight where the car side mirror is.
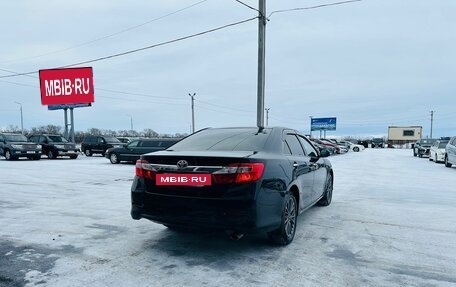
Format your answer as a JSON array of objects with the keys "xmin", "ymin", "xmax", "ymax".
[{"xmin": 319, "ymin": 149, "xmax": 330, "ymax": 158}]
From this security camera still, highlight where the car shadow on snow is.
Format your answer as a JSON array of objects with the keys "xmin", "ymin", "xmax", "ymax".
[{"xmin": 141, "ymin": 228, "xmax": 282, "ymax": 272}]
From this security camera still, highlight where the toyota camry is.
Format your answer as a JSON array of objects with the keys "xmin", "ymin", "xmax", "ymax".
[{"xmin": 131, "ymin": 127, "xmax": 333, "ymax": 245}]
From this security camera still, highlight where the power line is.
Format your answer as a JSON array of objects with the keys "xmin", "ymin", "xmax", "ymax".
[
  {"xmin": 0, "ymin": 0, "xmax": 210, "ymax": 64},
  {"xmin": 96, "ymin": 88, "xmax": 186, "ymax": 101},
  {"xmin": 233, "ymin": 0, "xmax": 263, "ymax": 17},
  {"xmin": 268, "ymin": 0, "xmax": 362, "ymax": 18},
  {"xmin": 197, "ymin": 99, "xmax": 254, "ymax": 113},
  {"xmin": 0, "ymin": 16, "xmax": 258, "ymax": 79}
]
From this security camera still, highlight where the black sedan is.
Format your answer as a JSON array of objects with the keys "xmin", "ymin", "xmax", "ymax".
[
  {"xmin": 106, "ymin": 138, "xmax": 180, "ymax": 164},
  {"xmin": 131, "ymin": 127, "xmax": 333, "ymax": 245}
]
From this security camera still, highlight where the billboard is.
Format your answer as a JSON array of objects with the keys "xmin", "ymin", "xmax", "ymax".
[
  {"xmin": 47, "ymin": 103, "xmax": 92, "ymax": 111},
  {"xmin": 39, "ymin": 67, "xmax": 94, "ymax": 105},
  {"xmin": 311, "ymin": 117, "xmax": 337, "ymax": 131}
]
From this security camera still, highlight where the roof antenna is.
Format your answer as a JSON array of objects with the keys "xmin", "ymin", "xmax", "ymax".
[{"xmin": 256, "ymin": 126, "xmax": 264, "ymax": 134}]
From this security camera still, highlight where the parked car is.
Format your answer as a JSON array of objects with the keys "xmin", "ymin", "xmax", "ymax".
[
  {"xmin": 429, "ymin": 140, "xmax": 449, "ymax": 163},
  {"xmin": 311, "ymin": 138, "xmax": 341, "ymax": 154},
  {"xmin": 117, "ymin": 137, "xmax": 138, "ymax": 144},
  {"xmin": 131, "ymin": 127, "xmax": 333, "ymax": 245},
  {"xmin": 371, "ymin": 138, "xmax": 385, "ymax": 148},
  {"xmin": 445, "ymin": 136, "xmax": 456, "ymax": 168},
  {"xmin": 0, "ymin": 133, "xmax": 42, "ymax": 160},
  {"xmin": 413, "ymin": 138, "xmax": 437, "ymax": 158},
  {"xmin": 81, "ymin": 135, "xmax": 124, "ymax": 156},
  {"xmin": 28, "ymin": 134, "xmax": 79, "ymax": 159},
  {"xmin": 322, "ymin": 139, "xmax": 348, "ymax": 153},
  {"xmin": 357, "ymin": 140, "xmax": 370, "ymax": 148},
  {"xmin": 106, "ymin": 138, "xmax": 180, "ymax": 164},
  {"xmin": 344, "ymin": 141, "xmax": 364, "ymax": 152},
  {"xmin": 311, "ymin": 141, "xmax": 335, "ymax": 155}
]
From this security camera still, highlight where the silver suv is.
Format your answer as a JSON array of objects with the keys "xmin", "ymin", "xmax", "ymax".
[{"xmin": 445, "ymin": 136, "xmax": 456, "ymax": 168}]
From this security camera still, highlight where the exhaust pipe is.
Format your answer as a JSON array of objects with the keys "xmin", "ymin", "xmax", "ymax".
[{"xmin": 225, "ymin": 230, "xmax": 245, "ymax": 240}]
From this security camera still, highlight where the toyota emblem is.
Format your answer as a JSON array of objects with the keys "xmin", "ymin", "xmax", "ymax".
[{"xmin": 177, "ymin": 160, "xmax": 188, "ymax": 169}]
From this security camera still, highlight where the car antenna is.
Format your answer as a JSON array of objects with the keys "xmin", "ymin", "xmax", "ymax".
[{"xmin": 256, "ymin": 126, "xmax": 264, "ymax": 134}]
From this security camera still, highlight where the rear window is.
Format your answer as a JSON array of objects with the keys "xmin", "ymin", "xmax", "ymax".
[
  {"xmin": 48, "ymin": 135, "xmax": 67, "ymax": 143},
  {"xmin": 420, "ymin": 139, "xmax": 436, "ymax": 145},
  {"xmin": 104, "ymin": 136, "xmax": 120, "ymax": 143},
  {"xmin": 140, "ymin": 141, "xmax": 161, "ymax": 148},
  {"xmin": 168, "ymin": 128, "xmax": 271, "ymax": 151},
  {"xmin": 84, "ymin": 136, "xmax": 95, "ymax": 143},
  {"xmin": 4, "ymin": 134, "xmax": 28, "ymax": 142}
]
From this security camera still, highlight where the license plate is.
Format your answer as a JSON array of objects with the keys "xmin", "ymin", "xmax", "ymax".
[
  {"xmin": 27, "ymin": 151, "xmax": 35, "ymax": 154},
  {"xmin": 156, "ymin": 174, "xmax": 211, "ymax": 186}
]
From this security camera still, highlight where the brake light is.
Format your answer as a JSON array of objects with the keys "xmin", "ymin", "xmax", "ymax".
[
  {"xmin": 212, "ymin": 163, "xmax": 265, "ymax": 184},
  {"xmin": 135, "ymin": 159, "xmax": 157, "ymax": 179}
]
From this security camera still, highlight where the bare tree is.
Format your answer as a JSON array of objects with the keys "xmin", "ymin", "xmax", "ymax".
[
  {"xmin": 142, "ymin": 129, "xmax": 159, "ymax": 138},
  {"xmin": 1, "ymin": 125, "xmax": 21, "ymax": 133},
  {"xmin": 87, "ymin": 128, "xmax": 102, "ymax": 136}
]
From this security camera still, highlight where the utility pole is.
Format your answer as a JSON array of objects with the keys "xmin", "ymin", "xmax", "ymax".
[
  {"xmin": 69, "ymin": 108, "xmax": 75, "ymax": 143},
  {"xmin": 14, "ymin": 102, "xmax": 23, "ymax": 135},
  {"xmin": 309, "ymin": 116, "xmax": 313, "ymax": 138},
  {"xmin": 265, "ymin": 108, "xmax": 270, "ymax": 126},
  {"xmin": 430, "ymin": 110, "xmax": 434, "ymax": 138},
  {"xmin": 189, "ymin": 93, "xmax": 196, "ymax": 133},
  {"xmin": 129, "ymin": 115, "xmax": 133, "ymax": 131},
  {"xmin": 257, "ymin": 0, "xmax": 266, "ymax": 128}
]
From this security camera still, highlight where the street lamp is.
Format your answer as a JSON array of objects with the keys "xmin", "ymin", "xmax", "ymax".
[
  {"xmin": 189, "ymin": 93, "xmax": 196, "ymax": 133},
  {"xmin": 127, "ymin": 115, "xmax": 133, "ymax": 131},
  {"xmin": 14, "ymin": 102, "xmax": 23, "ymax": 135}
]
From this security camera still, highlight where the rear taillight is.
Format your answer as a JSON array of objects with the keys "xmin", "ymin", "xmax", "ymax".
[
  {"xmin": 135, "ymin": 159, "xmax": 157, "ymax": 179},
  {"xmin": 212, "ymin": 163, "xmax": 265, "ymax": 184}
]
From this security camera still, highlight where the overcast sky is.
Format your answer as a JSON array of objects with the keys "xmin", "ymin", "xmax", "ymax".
[{"xmin": 0, "ymin": 0, "xmax": 455, "ymax": 137}]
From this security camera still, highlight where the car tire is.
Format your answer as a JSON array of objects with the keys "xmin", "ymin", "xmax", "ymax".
[
  {"xmin": 429, "ymin": 155, "xmax": 433, "ymax": 161},
  {"xmin": 318, "ymin": 173, "xmax": 333, "ymax": 206},
  {"xmin": 445, "ymin": 155, "xmax": 452, "ymax": 168},
  {"xmin": 84, "ymin": 149, "xmax": 92, "ymax": 157},
  {"xmin": 47, "ymin": 150, "xmax": 56, "ymax": 159},
  {"xmin": 109, "ymin": 153, "xmax": 119, "ymax": 164},
  {"xmin": 4, "ymin": 150, "xmax": 14, "ymax": 161},
  {"xmin": 267, "ymin": 192, "xmax": 297, "ymax": 246},
  {"xmin": 69, "ymin": 155, "xmax": 78, "ymax": 159},
  {"xmin": 353, "ymin": 147, "xmax": 360, "ymax": 152},
  {"xmin": 413, "ymin": 150, "xmax": 417, "ymax": 157}
]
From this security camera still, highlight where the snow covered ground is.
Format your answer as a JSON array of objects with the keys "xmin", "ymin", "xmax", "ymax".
[{"xmin": 1, "ymin": 149, "xmax": 456, "ymax": 287}]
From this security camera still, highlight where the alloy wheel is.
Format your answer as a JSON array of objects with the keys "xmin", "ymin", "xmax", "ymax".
[
  {"xmin": 326, "ymin": 175, "xmax": 333, "ymax": 204},
  {"xmin": 284, "ymin": 197, "xmax": 296, "ymax": 239},
  {"xmin": 110, "ymin": 153, "xmax": 118, "ymax": 164}
]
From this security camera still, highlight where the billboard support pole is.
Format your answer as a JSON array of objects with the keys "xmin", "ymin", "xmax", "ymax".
[
  {"xmin": 256, "ymin": 0, "xmax": 266, "ymax": 128},
  {"xmin": 70, "ymin": 108, "xmax": 75, "ymax": 143},
  {"xmin": 64, "ymin": 108, "xmax": 69, "ymax": 140}
]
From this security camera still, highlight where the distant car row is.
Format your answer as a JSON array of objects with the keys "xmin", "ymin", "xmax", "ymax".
[
  {"xmin": 0, "ymin": 132, "xmax": 181, "ymax": 162},
  {"xmin": 2, "ymin": 130, "xmax": 364, "ymax": 163},
  {"xmin": 413, "ymin": 136, "xmax": 456, "ymax": 168},
  {"xmin": 0, "ymin": 133, "xmax": 78, "ymax": 160}
]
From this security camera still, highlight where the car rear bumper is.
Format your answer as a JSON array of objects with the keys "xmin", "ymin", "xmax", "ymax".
[{"xmin": 131, "ymin": 179, "xmax": 283, "ymax": 233}]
